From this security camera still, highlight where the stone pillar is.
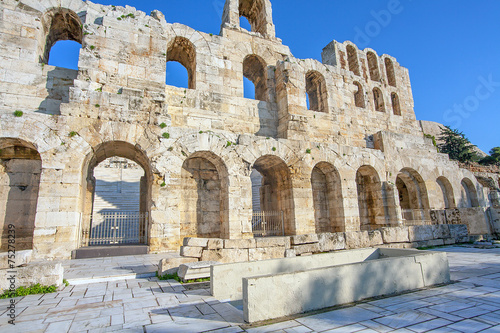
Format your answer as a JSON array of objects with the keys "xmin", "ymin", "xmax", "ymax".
[
  {"xmin": 342, "ymin": 176, "xmax": 361, "ymax": 232},
  {"xmin": 290, "ymin": 165, "xmax": 315, "ymax": 235}
]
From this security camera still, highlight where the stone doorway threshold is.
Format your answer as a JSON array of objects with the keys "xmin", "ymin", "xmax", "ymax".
[{"xmin": 72, "ymin": 244, "xmax": 149, "ymax": 259}]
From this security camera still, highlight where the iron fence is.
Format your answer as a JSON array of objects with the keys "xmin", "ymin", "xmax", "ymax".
[
  {"xmin": 251, "ymin": 211, "xmax": 284, "ymax": 237},
  {"xmin": 81, "ymin": 211, "xmax": 148, "ymax": 246}
]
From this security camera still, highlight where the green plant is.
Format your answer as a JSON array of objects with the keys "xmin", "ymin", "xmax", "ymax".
[
  {"xmin": 272, "ymin": 147, "xmax": 276, "ymax": 151},
  {"xmin": 438, "ymin": 125, "xmax": 479, "ymax": 163},
  {"xmin": 162, "ymin": 132, "xmax": 170, "ymax": 139},
  {"xmin": 69, "ymin": 131, "xmax": 77, "ymax": 137},
  {"xmin": 95, "ymin": 87, "xmax": 102, "ymax": 92},
  {"xmin": 117, "ymin": 17, "xmax": 122, "ymax": 20},
  {"xmin": 0, "ymin": 284, "xmax": 57, "ymax": 299},
  {"xmin": 424, "ymin": 133, "xmax": 437, "ymax": 148},
  {"xmin": 90, "ymin": 45, "xmax": 95, "ymax": 50},
  {"xmin": 306, "ymin": 149, "xmax": 311, "ymax": 154},
  {"xmin": 167, "ymin": 147, "xmax": 173, "ymax": 152},
  {"xmin": 159, "ymin": 122, "xmax": 167, "ymax": 129},
  {"xmin": 156, "ymin": 271, "xmax": 210, "ymax": 284},
  {"xmin": 199, "ymin": 130, "xmax": 204, "ymax": 134},
  {"xmin": 63, "ymin": 279, "xmax": 69, "ymax": 287},
  {"xmin": 226, "ymin": 141, "xmax": 233, "ymax": 148},
  {"xmin": 209, "ymin": 33, "xmax": 213, "ymax": 36},
  {"xmin": 95, "ymin": 104, "xmax": 100, "ymax": 108},
  {"xmin": 160, "ymin": 182, "xmax": 166, "ymax": 187},
  {"xmin": 13, "ymin": 110, "xmax": 23, "ymax": 117}
]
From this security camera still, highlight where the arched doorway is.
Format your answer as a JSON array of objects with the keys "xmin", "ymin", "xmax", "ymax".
[
  {"xmin": 461, "ymin": 178, "xmax": 479, "ymax": 208},
  {"xmin": 80, "ymin": 142, "xmax": 151, "ymax": 248},
  {"xmin": 0, "ymin": 139, "xmax": 41, "ymax": 251},
  {"xmin": 180, "ymin": 152, "xmax": 229, "ymax": 239},
  {"xmin": 437, "ymin": 176, "xmax": 456, "ymax": 209},
  {"xmin": 311, "ymin": 162, "xmax": 344, "ymax": 233},
  {"xmin": 396, "ymin": 168, "xmax": 430, "ymax": 224},
  {"xmin": 356, "ymin": 165, "xmax": 386, "ymax": 230},
  {"xmin": 251, "ymin": 155, "xmax": 294, "ymax": 236}
]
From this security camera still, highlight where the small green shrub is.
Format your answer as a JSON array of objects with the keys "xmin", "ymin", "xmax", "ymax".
[
  {"xmin": 306, "ymin": 149, "xmax": 311, "ymax": 154},
  {"xmin": 69, "ymin": 131, "xmax": 77, "ymax": 137},
  {"xmin": 13, "ymin": 110, "xmax": 23, "ymax": 117},
  {"xmin": 160, "ymin": 182, "xmax": 166, "ymax": 187},
  {"xmin": 63, "ymin": 279, "xmax": 70, "ymax": 287},
  {"xmin": 90, "ymin": 45, "xmax": 95, "ymax": 50},
  {"xmin": 162, "ymin": 132, "xmax": 170, "ymax": 139},
  {"xmin": 199, "ymin": 130, "xmax": 204, "ymax": 134},
  {"xmin": 272, "ymin": 147, "xmax": 276, "ymax": 152},
  {"xmin": 156, "ymin": 271, "xmax": 210, "ymax": 284},
  {"xmin": 95, "ymin": 104, "xmax": 100, "ymax": 108},
  {"xmin": 0, "ymin": 284, "xmax": 57, "ymax": 299},
  {"xmin": 117, "ymin": 17, "xmax": 122, "ymax": 20}
]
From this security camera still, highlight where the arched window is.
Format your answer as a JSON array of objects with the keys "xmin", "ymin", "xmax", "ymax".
[
  {"xmin": 385, "ymin": 58, "xmax": 396, "ymax": 87},
  {"xmin": 166, "ymin": 37, "xmax": 196, "ymax": 89},
  {"xmin": 391, "ymin": 92, "xmax": 401, "ymax": 116},
  {"xmin": 305, "ymin": 70, "xmax": 328, "ymax": 113},
  {"xmin": 373, "ymin": 88, "xmax": 385, "ymax": 112},
  {"xmin": 243, "ymin": 54, "xmax": 268, "ymax": 101},
  {"xmin": 239, "ymin": 0, "xmax": 266, "ymax": 35},
  {"xmin": 40, "ymin": 9, "xmax": 83, "ymax": 66},
  {"xmin": 367, "ymin": 52, "xmax": 380, "ymax": 82},
  {"xmin": 437, "ymin": 177, "xmax": 456, "ymax": 209},
  {"xmin": 346, "ymin": 45, "xmax": 360, "ymax": 76},
  {"xmin": 354, "ymin": 82, "xmax": 365, "ymax": 108}
]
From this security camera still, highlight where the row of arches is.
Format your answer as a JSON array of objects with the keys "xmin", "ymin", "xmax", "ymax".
[
  {"xmin": 0, "ymin": 138, "xmax": 482, "ymax": 250},
  {"xmin": 353, "ymin": 83, "xmax": 401, "ymax": 115},
  {"xmin": 346, "ymin": 45, "xmax": 397, "ymax": 87}
]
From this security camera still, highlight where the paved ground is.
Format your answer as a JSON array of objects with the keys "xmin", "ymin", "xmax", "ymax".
[{"xmin": 0, "ymin": 246, "xmax": 499, "ymax": 332}]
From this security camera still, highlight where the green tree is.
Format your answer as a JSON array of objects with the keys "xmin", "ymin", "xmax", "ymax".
[
  {"xmin": 479, "ymin": 147, "xmax": 500, "ymax": 166},
  {"xmin": 438, "ymin": 126, "xmax": 479, "ymax": 163}
]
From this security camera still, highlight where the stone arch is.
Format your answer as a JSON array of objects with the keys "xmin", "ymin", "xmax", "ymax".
[
  {"xmin": 391, "ymin": 92, "xmax": 401, "ymax": 116},
  {"xmin": 346, "ymin": 45, "xmax": 360, "ymax": 76},
  {"xmin": 461, "ymin": 178, "xmax": 479, "ymax": 208},
  {"xmin": 167, "ymin": 36, "xmax": 196, "ymax": 89},
  {"xmin": 356, "ymin": 165, "xmax": 386, "ymax": 230},
  {"xmin": 311, "ymin": 162, "xmax": 344, "ymax": 233},
  {"xmin": 305, "ymin": 70, "xmax": 328, "ymax": 113},
  {"xmin": 437, "ymin": 176, "xmax": 456, "ymax": 209},
  {"xmin": 180, "ymin": 151, "xmax": 229, "ymax": 239},
  {"xmin": 239, "ymin": 0, "xmax": 267, "ymax": 35},
  {"xmin": 366, "ymin": 51, "xmax": 380, "ymax": 81},
  {"xmin": 373, "ymin": 87, "xmax": 385, "ymax": 112},
  {"xmin": 354, "ymin": 81, "xmax": 365, "ymax": 108},
  {"xmin": 39, "ymin": 8, "xmax": 83, "ymax": 65},
  {"xmin": 0, "ymin": 138, "xmax": 42, "ymax": 251},
  {"xmin": 396, "ymin": 168, "xmax": 430, "ymax": 215},
  {"xmin": 243, "ymin": 54, "xmax": 268, "ymax": 101},
  {"xmin": 80, "ymin": 141, "xmax": 153, "ymax": 247},
  {"xmin": 385, "ymin": 57, "xmax": 397, "ymax": 87},
  {"xmin": 252, "ymin": 155, "xmax": 295, "ymax": 235}
]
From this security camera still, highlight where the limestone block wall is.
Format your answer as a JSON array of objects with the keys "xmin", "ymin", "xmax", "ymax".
[{"xmin": 0, "ymin": 0, "xmax": 495, "ymax": 259}]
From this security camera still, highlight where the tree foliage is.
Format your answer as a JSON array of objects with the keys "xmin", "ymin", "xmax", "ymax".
[
  {"xmin": 438, "ymin": 126, "xmax": 479, "ymax": 163},
  {"xmin": 479, "ymin": 147, "xmax": 500, "ymax": 166}
]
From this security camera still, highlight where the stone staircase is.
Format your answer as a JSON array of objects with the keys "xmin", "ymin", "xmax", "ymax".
[{"xmin": 92, "ymin": 164, "xmax": 144, "ymax": 214}]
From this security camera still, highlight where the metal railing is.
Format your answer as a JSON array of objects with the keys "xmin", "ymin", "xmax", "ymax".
[
  {"xmin": 251, "ymin": 211, "xmax": 284, "ymax": 237},
  {"xmin": 81, "ymin": 211, "xmax": 148, "ymax": 246},
  {"xmin": 401, "ymin": 209, "xmax": 433, "ymax": 226}
]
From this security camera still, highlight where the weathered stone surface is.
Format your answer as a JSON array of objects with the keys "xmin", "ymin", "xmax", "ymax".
[
  {"xmin": 380, "ymin": 227, "xmax": 410, "ymax": 244},
  {"xmin": 183, "ymin": 237, "xmax": 210, "ymax": 248},
  {"xmin": 224, "ymin": 239, "xmax": 256, "ymax": 249},
  {"xmin": 432, "ymin": 225, "xmax": 451, "ymax": 239},
  {"xmin": 285, "ymin": 249, "xmax": 296, "ymax": 257},
  {"xmin": 255, "ymin": 237, "xmax": 290, "ymax": 248},
  {"xmin": 207, "ymin": 239, "xmax": 223, "ymax": 250},
  {"xmin": 158, "ymin": 257, "xmax": 198, "ymax": 276},
  {"xmin": 200, "ymin": 248, "xmax": 249, "ymax": 263},
  {"xmin": 0, "ymin": 262, "xmax": 63, "ymax": 291},
  {"xmin": 408, "ymin": 225, "xmax": 435, "ymax": 242},
  {"xmin": 318, "ymin": 232, "xmax": 346, "ymax": 252},
  {"xmin": 0, "ymin": 249, "xmax": 32, "ymax": 269},
  {"xmin": 248, "ymin": 247, "xmax": 286, "ymax": 261},
  {"xmin": 449, "ymin": 224, "xmax": 469, "ymax": 240},
  {"xmin": 177, "ymin": 261, "xmax": 219, "ymax": 281},
  {"xmin": 180, "ymin": 246, "xmax": 203, "ymax": 258},
  {"xmin": 345, "ymin": 230, "xmax": 383, "ymax": 249},
  {"xmin": 291, "ymin": 234, "xmax": 319, "ymax": 245},
  {"xmin": 293, "ymin": 243, "xmax": 320, "ymax": 255}
]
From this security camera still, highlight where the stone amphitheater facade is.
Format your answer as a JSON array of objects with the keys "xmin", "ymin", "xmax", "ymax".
[{"xmin": 0, "ymin": 0, "xmax": 495, "ymax": 259}]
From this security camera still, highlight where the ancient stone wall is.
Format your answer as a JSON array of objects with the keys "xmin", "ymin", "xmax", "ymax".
[{"xmin": 0, "ymin": 0, "xmax": 494, "ymax": 259}]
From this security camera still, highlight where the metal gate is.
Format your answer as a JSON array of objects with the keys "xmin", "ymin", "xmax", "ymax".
[
  {"xmin": 251, "ymin": 211, "xmax": 284, "ymax": 237},
  {"xmin": 81, "ymin": 212, "xmax": 148, "ymax": 246}
]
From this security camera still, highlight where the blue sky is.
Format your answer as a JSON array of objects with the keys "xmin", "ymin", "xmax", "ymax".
[{"xmin": 50, "ymin": 0, "xmax": 500, "ymax": 153}]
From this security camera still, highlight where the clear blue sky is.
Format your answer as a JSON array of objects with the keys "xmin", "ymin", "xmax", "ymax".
[{"xmin": 50, "ymin": 0, "xmax": 500, "ymax": 153}]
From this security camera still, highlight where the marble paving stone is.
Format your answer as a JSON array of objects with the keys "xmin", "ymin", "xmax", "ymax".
[
  {"xmin": 374, "ymin": 311, "xmax": 436, "ymax": 329},
  {"xmin": 446, "ymin": 319, "xmax": 492, "ymax": 332},
  {"xmin": 405, "ymin": 318, "xmax": 453, "ymax": 332},
  {"xmin": 296, "ymin": 307, "xmax": 381, "ymax": 332}
]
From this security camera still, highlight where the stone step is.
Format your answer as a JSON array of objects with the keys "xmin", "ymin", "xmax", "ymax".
[
  {"xmin": 177, "ymin": 261, "xmax": 220, "ymax": 281},
  {"xmin": 72, "ymin": 245, "xmax": 149, "ymax": 259}
]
